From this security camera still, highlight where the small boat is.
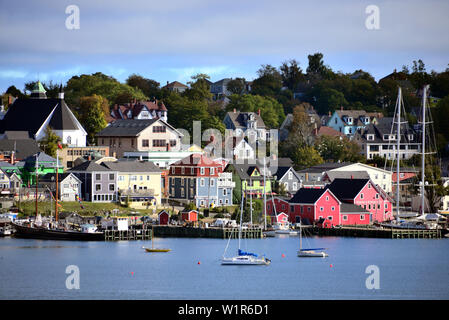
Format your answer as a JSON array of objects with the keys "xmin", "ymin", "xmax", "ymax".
[
  {"xmin": 0, "ymin": 226, "xmax": 12, "ymax": 237},
  {"xmin": 263, "ymin": 230, "xmax": 276, "ymax": 237},
  {"xmin": 143, "ymin": 231, "xmax": 170, "ymax": 253},
  {"xmin": 297, "ymin": 218, "xmax": 328, "ymax": 258},
  {"xmin": 273, "ymin": 223, "xmax": 298, "ymax": 235}
]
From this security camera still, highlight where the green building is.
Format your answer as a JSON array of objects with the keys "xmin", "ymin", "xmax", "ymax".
[{"xmin": 16, "ymin": 152, "xmax": 63, "ymax": 186}]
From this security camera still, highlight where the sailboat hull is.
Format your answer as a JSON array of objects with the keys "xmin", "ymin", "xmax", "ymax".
[
  {"xmin": 297, "ymin": 250, "xmax": 328, "ymax": 257},
  {"xmin": 221, "ymin": 255, "xmax": 270, "ymax": 265},
  {"xmin": 12, "ymin": 223, "xmax": 104, "ymax": 241}
]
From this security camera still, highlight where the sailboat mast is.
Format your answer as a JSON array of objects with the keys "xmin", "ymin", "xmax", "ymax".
[
  {"xmin": 420, "ymin": 85, "xmax": 428, "ymax": 215},
  {"xmin": 299, "ymin": 217, "xmax": 302, "ymax": 250},
  {"xmin": 250, "ymin": 180, "xmax": 252, "ymax": 225},
  {"xmin": 35, "ymin": 154, "xmax": 38, "ymax": 217},
  {"xmin": 396, "ymin": 87, "xmax": 402, "ymax": 220},
  {"xmin": 239, "ymin": 183, "xmax": 244, "ymax": 250},
  {"xmin": 263, "ymin": 158, "xmax": 267, "ymax": 230},
  {"xmin": 55, "ymin": 149, "xmax": 59, "ymax": 222}
]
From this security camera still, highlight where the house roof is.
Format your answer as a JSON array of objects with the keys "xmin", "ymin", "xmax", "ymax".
[
  {"xmin": 0, "ymin": 139, "xmax": 42, "ymax": 160},
  {"xmin": 225, "ymin": 111, "xmax": 266, "ymax": 129},
  {"xmin": 226, "ymin": 162, "xmax": 263, "ymax": 180},
  {"xmin": 324, "ymin": 170, "xmax": 370, "ymax": 182},
  {"xmin": 289, "ymin": 188, "xmax": 328, "ymax": 204},
  {"xmin": 40, "ymin": 172, "xmax": 81, "ymax": 183},
  {"xmin": 297, "ymin": 162, "xmax": 353, "ymax": 174},
  {"xmin": 23, "ymin": 152, "xmax": 58, "ymax": 166},
  {"xmin": 327, "ymin": 178, "xmax": 370, "ymax": 200},
  {"xmin": 340, "ymin": 203, "xmax": 370, "ymax": 214},
  {"xmin": 356, "ymin": 117, "xmax": 417, "ymax": 144},
  {"xmin": 101, "ymin": 160, "xmax": 161, "ymax": 173},
  {"xmin": 0, "ymin": 98, "xmax": 78, "ymax": 137},
  {"xmin": 96, "ymin": 119, "xmax": 159, "ymax": 137},
  {"xmin": 163, "ymin": 81, "xmax": 188, "ymax": 89},
  {"xmin": 316, "ymin": 126, "xmax": 346, "ymax": 137},
  {"xmin": 171, "ymin": 154, "xmax": 221, "ymax": 167},
  {"xmin": 69, "ymin": 160, "xmax": 112, "ymax": 172}
]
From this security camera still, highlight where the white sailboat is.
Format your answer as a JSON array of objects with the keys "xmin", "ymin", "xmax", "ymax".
[
  {"xmin": 297, "ymin": 218, "xmax": 328, "ymax": 257},
  {"xmin": 221, "ymin": 185, "xmax": 271, "ymax": 265}
]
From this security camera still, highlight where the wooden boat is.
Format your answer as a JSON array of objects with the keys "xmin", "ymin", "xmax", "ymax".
[
  {"xmin": 144, "ymin": 247, "xmax": 171, "ymax": 253},
  {"xmin": 12, "ymin": 222, "xmax": 104, "ymax": 241}
]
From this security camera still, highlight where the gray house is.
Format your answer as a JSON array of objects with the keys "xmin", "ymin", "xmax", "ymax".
[
  {"xmin": 69, "ymin": 160, "xmax": 118, "ymax": 202},
  {"xmin": 272, "ymin": 166, "xmax": 301, "ymax": 196}
]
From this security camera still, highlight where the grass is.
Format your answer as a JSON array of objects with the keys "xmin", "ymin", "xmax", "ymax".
[{"xmin": 16, "ymin": 200, "xmax": 170, "ymax": 217}]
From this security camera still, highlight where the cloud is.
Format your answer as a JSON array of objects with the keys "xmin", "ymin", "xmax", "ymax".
[{"xmin": 0, "ymin": 70, "xmax": 28, "ymax": 79}]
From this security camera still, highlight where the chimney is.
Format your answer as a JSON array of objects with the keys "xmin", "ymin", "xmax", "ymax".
[
  {"xmin": 233, "ymin": 108, "xmax": 236, "ymax": 113},
  {"xmin": 8, "ymin": 95, "xmax": 12, "ymax": 106},
  {"xmin": 257, "ymin": 109, "xmax": 261, "ymax": 116},
  {"xmin": 10, "ymin": 151, "xmax": 15, "ymax": 164}
]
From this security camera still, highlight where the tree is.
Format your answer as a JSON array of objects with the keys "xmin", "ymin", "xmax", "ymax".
[
  {"xmin": 38, "ymin": 127, "xmax": 61, "ymax": 158},
  {"xmin": 291, "ymin": 145, "xmax": 324, "ymax": 170},
  {"xmin": 78, "ymin": 95, "xmax": 108, "ymax": 144},
  {"xmin": 280, "ymin": 59, "xmax": 304, "ymax": 91},
  {"xmin": 24, "ymin": 81, "xmax": 60, "ymax": 98},
  {"xmin": 251, "ymin": 64, "xmax": 283, "ymax": 97},
  {"xmin": 126, "ymin": 74, "xmax": 161, "ymax": 100},
  {"xmin": 226, "ymin": 78, "xmax": 246, "ymax": 95},
  {"xmin": 184, "ymin": 73, "xmax": 212, "ymax": 101}
]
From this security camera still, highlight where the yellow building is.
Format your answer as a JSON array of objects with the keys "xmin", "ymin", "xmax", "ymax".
[{"xmin": 101, "ymin": 160, "xmax": 162, "ymax": 208}]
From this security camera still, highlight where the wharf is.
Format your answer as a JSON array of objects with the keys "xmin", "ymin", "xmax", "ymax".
[
  {"xmin": 152, "ymin": 225, "xmax": 263, "ymax": 239},
  {"xmin": 312, "ymin": 226, "xmax": 442, "ymax": 239},
  {"xmin": 104, "ymin": 229, "xmax": 152, "ymax": 241}
]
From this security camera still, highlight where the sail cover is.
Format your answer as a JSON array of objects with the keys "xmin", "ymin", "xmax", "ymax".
[{"xmin": 238, "ymin": 249, "xmax": 258, "ymax": 257}]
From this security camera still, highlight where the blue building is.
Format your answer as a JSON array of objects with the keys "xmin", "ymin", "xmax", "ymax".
[{"xmin": 327, "ymin": 109, "xmax": 382, "ymax": 137}]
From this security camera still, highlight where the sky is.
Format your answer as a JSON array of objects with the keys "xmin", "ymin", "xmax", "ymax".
[{"xmin": 0, "ymin": 0, "xmax": 448, "ymax": 93}]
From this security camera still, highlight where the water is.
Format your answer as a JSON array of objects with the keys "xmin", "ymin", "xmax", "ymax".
[{"xmin": 0, "ymin": 235, "xmax": 448, "ymax": 300}]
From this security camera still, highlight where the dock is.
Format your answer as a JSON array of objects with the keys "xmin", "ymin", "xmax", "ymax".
[
  {"xmin": 313, "ymin": 226, "xmax": 442, "ymax": 239},
  {"xmin": 152, "ymin": 226, "xmax": 263, "ymax": 239},
  {"xmin": 104, "ymin": 228, "xmax": 152, "ymax": 241}
]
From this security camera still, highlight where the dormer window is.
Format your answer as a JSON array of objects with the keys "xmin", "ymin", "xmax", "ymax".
[
  {"xmin": 383, "ymin": 134, "xmax": 389, "ymax": 141},
  {"xmin": 347, "ymin": 117, "xmax": 353, "ymax": 124},
  {"xmin": 367, "ymin": 134, "xmax": 374, "ymax": 141},
  {"xmin": 408, "ymin": 134, "xmax": 414, "ymax": 141}
]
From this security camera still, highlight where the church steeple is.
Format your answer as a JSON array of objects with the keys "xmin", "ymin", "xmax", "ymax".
[{"xmin": 30, "ymin": 81, "xmax": 47, "ymax": 99}]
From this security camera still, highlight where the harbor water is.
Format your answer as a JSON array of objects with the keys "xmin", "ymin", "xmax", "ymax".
[{"xmin": 0, "ymin": 235, "xmax": 448, "ymax": 300}]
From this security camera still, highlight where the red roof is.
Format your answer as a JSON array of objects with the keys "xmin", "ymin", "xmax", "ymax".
[
  {"xmin": 171, "ymin": 154, "xmax": 221, "ymax": 167},
  {"xmin": 315, "ymin": 126, "xmax": 346, "ymax": 137}
]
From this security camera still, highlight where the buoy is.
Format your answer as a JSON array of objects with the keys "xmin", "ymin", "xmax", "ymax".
[
  {"xmin": 281, "ymin": 254, "xmax": 285, "ymax": 258},
  {"xmin": 330, "ymin": 264, "xmax": 333, "ymax": 268},
  {"xmin": 131, "ymin": 272, "xmax": 134, "ymax": 275},
  {"xmin": 197, "ymin": 261, "xmax": 201, "ymax": 265}
]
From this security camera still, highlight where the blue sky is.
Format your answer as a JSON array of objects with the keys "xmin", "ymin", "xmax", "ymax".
[{"xmin": 0, "ymin": 0, "xmax": 448, "ymax": 93}]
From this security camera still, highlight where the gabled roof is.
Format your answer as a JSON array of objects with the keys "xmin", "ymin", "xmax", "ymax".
[
  {"xmin": 327, "ymin": 178, "xmax": 370, "ymax": 200},
  {"xmin": 96, "ymin": 119, "xmax": 159, "ymax": 137},
  {"xmin": 23, "ymin": 152, "xmax": 58, "ymax": 168},
  {"xmin": 0, "ymin": 98, "xmax": 79, "ymax": 136},
  {"xmin": 69, "ymin": 160, "xmax": 112, "ymax": 172},
  {"xmin": 171, "ymin": 153, "xmax": 220, "ymax": 167},
  {"xmin": 224, "ymin": 111, "xmax": 266, "ymax": 129},
  {"xmin": 40, "ymin": 172, "xmax": 81, "ymax": 183},
  {"xmin": 289, "ymin": 188, "xmax": 330, "ymax": 204},
  {"xmin": 101, "ymin": 160, "xmax": 161, "ymax": 173},
  {"xmin": 297, "ymin": 162, "xmax": 353, "ymax": 174},
  {"xmin": 0, "ymin": 139, "xmax": 42, "ymax": 160},
  {"xmin": 324, "ymin": 170, "xmax": 370, "ymax": 182},
  {"xmin": 163, "ymin": 81, "xmax": 188, "ymax": 89},
  {"xmin": 340, "ymin": 203, "xmax": 370, "ymax": 214}
]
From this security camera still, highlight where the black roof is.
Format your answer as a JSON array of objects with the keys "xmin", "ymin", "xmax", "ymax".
[
  {"xmin": 96, "ymin": 119, "xmax": 159, "ymax": 137},
  {"xmin": 0, "ymin": 98, "xmax": 78, "ymax": 136},
  {"xmin": 101, "ymin": 160, "xmax": 161, "ymax": 173},
  {"xmin": 69, "ymin": 160, "xmax": 112, "ymax": 172},
  {"xmin": 289, "ymin": 188, "xmax": 327, "ymax": 204},
  {"xmin": 327, "ymin": 178, "xmax": 369, "ymax": 200},
  {"xmin": 40, "ymin": 172, "xmax": 80, "ymax": 182},
  {"xmin": 340, "ymin": 203, "xmax": 369, "ymax": 214},
  {"xmin": 0, "ymin": 139, "xmax": 42, "ymax": 160}
]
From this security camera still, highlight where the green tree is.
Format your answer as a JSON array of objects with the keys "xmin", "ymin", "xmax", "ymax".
[
  {"xmin": 226, "ymin": 78, "xmax": 246, "ymax": 95},
  {"xmin": 79, "ymin": 95, "xmax": 108, "ymax": 144},
  {"xmin": 184, "ymin": 73, "xmax": 212, "ymax": 101},
  {"xmin": 126, "ymin": 74, "xmax": 161, "ymax": 99},
  {"xmin": 291, "ymin": 145, "xmax": 324, "ymax": 170},
  {"xmin": 280, "ymin": 59, "xmax": 304, "ymax": 91},
  {"xmin": 251, "ymin": 64, "xmax": 283, "ymax": 97},
  {"xmin": 38, "ymin": 127, "xmax": 61, "ymax": 158}
]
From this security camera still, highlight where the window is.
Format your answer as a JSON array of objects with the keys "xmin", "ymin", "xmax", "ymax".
[
  {"xmin": 210, "ymin": 179, "xmax": 215, "ymax": 187},
  {"xmin": 385, "ymin": 203, "xmax": 388, "ymax": 209},
  {"xmin": 375, "ymin": 194, "xmax": 379, "ymax": 199},
  {"xmin": 181, "ymin": 188, "xmax": 185, "ymax": 197},
  {"xmin": 109, "ymin": 184, "xmax": 115, "ymax": 191},
  {"xmin": 96, "ymin": 174, "xmax": 101, "ymax": 180},
  {"xmin": 109, "ymin": 174, "xmax": 114, "ymax": 180},
  {"xmin": 331, "ymin": 206, "xmax": 335, "ymax": 211},
  {"xmin": 200, "ymin": 167, "xmax": 205, "ymax": 175},
  {"xmin": 96, "ymin": 184, "xmax": 101, "ymax": 191},
  {"xmin": 288, "ymin": 172, "xmax": 293, "ymax": 180},
  {"xmin": 147, "ymin": 175, "xmax": 150, "ymax": 181},
  {"xmin": 170, "ymin": 140, "xmax": 177, "ymax": 147},
  {"xmin": 171, "ymin": 167, "xmax": 175, "ymax": 174},
  {"xmin": 190, "ymin": 167, "xmax": 194, "ymax": 175},
  {"xmin": 326, "ymin": 196, "xmax": 329, "ymax": 201},
  {"xmin": 210, "ymin": 167, "xmax": 215, "ymax": 175},
  {"xmin": 118, "ymin": 175, "xmax": 124, "ymax": 181},
  {"xmin": 142, "ymin": 140, "xmax": 149, "ymax": 147},
  {"xmin": 130, "ymin": 175, "xmax": 137, "ymax": 181},
  {"xmin": 181, "ymin": 167, "xmax": 185, "ymax": 174},
  {"xmin": 320, "ymin": 207, "xmax": 324, "ymax": 212},
  {"xmin": 360, "ymin": 193, "xmax": 364, "ymax": 199},
  {"xmin": 360, "ymin": 215, "xmax": 365, "ymax": 220},
  {"xmin": 152, "ymin": 126, "xmax": 166, "ymax": 133},
  {"xmin": 200, "ymin": 178, "xmax": 205, "ymax": 187},
  {"xmin": 153, "ymin": 139, "xmax": 166, "ymax": 147},
  {"xmin": 293, "ymin": 182, "xmax": 297, "ymax": 190},
  {"xmin": 343, "ymin": 215, "xmax": 348, "ymax": 221},
  {"xmin": 181, "ymin": 179, "xmax": 185, "ymax": 186},
  {"xmin": 328, "ymin": 216, "xmax": 333, "ymax": 221},
  {"xmin": 307, "ymin": 207, "xmax": 311, "ymax": 212},
  {"xmin": 223, "ymin": 189, "xmax": 227, "ymax": 196}
]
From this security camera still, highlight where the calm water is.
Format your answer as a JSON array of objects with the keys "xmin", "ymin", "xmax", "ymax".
[{"xmin": 0, "ymin": 235, "xmax": 448, "ymax": 300}]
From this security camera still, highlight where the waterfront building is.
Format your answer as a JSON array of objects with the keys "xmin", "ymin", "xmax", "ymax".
[
  {"xmin": 101, "ymin": 160, "xmax": 162, "ymax": 207},
  {"xmin": 327, "ymin": 178, "xmax": 393, "ymax": 223},
  {"xmin": 158, "ymin": 210, "xmax": 170, "ymax": 225},
  {"xmin": 69, "ymin": 160, "xmax": 118, "ymax": 202},
  {"xmin": 168, "ymin": 154, "xmax": 234, "ymax": 208},
  {"xmin": 16, "ymin": 152, "xmax": 63, "ymax": 186},
  {"xmin": 181, "ymin": 210, "xmax": 199, "ymax": 223},
  {"xmin": 271, "ymin": 166, "xmax": 301, "ymax": 196},
  {"xmin": 39, "ymin": 172, "xmax": 82, "ymax": 202}
]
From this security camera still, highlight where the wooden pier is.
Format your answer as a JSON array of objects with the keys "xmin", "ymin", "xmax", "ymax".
[
  {"xmin": 313, "ymin": 226, "xmax": 442, "ymax": 239},
  {"xmin": 104, "ymin": 229, "xmax": 152, "ymax": 241},
  {"xmin": 152, "ymin": 226, "xmax": 263, "ymax": 239}
]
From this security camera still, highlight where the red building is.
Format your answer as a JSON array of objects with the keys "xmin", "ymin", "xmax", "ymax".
[
  {"xmin": 181, "ymin": 210, "xmax": 198, "ymax": 222},
  {"xmin": 328, "ymin": 178, "xmax": 393, "ymax": 223},
  {"xmin": 158, "ymin": 210, "xmax": 169, "ymax": 225},
  {"xmin": 269, "ymin": 212, "xmax": 289, "ymax": 225}
]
